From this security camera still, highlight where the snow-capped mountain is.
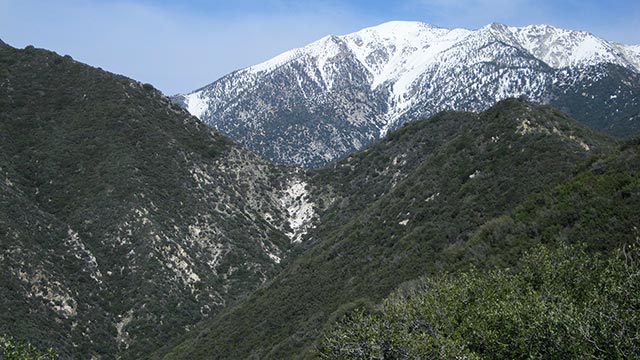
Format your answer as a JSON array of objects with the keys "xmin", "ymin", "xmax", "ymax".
[{"xmin": 174, "ymin": 21, "xmax": 640, "ymax": 167}]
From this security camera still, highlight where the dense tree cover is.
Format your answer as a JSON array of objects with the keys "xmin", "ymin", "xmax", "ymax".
[
  {"xmin": 0, "ymin": 42, "xmax": 297, "ymax": 359},
  {"xmin": 317, "ymin": 137, "xmax": 640, "ymax": 359},
  {"xmin": 159, "ymin": 99, "xmax": 618, "ymax": 359},
  {"xmin": 462, "ymin": 137, "xmax": 640, "ymax": 270},
  {"xmin": 320, "ymin": 241, "xmax": 640, "ymax": 359}
]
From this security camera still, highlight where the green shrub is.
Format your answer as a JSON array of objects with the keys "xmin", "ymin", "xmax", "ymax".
[
  {"xmin": 320, "ymin": 241, "xmax": 640, "ymax": 359},
  {"xmin": 0, "ymin": 336, "xmax": 57, "ymax": 360}
]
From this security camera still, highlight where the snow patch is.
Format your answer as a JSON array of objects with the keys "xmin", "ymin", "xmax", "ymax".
[
  {"xmin": 505, "ymin": 24, "xmax": 627, "ymax": 69},
  {"xmin": 184, "ymin": 91, "xmax": 208, "ymax": 120},
  {"xmin": 614, "ymin": 44, "xmax": 640, "ymax": 72}
]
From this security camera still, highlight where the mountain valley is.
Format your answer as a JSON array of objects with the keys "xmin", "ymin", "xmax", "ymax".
[
  {"xmin": 0, "ymin": 41, "xmax": 321, "ymax": 359},
  {"xmin": 159, "ymin": 98, "xmax": 633, "ymax": 359},
  {"xmin": 1, "ymin": 18, "xmax": 639, "ymax": 360}
]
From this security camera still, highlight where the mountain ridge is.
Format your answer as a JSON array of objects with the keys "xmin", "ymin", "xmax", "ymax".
[
  {"xmin": 0, "ymin": 42, "xmax": 320, "ymax": 359},
  {"xmin": 175, "ymin": 20, "xmax": 640, "ymax": 168},
  {"xmin": 2, "ymin": 25, "xmax": 638, "ymax": 360},
  {"xmin": 158, "ymin": 98, "xmax": 619, "ymax": 359}
]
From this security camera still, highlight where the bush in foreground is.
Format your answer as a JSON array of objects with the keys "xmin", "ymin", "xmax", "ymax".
[
  {"xmin": 320, "ymin": 241, "xmax": 640, "ymax": 359},
  {"xmin": 0, "ymin": 336, "xmax": 57, "ymax": 360}
]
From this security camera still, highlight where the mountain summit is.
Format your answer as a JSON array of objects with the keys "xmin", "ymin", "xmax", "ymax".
[{"xmin": 175, "ymin": 21, "xmax": 640, "ymax": 167}]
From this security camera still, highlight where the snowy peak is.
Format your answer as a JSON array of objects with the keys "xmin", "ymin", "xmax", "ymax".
[
  {"xmin": 343, "ymin": 22, "xmax": 471, "ymax": 90},
  {"xmin": 176, "ymin": 20, "xmax": 640, "ymax": 168},
  {"xmin": 245, "ymin": 34, "xmax": 354, "ymax": 91},
  {"xmin": 243, "ymin": 21, "xmax": 638, "ymax": 80},
  {"xmin": 223, "ymin": 21, "xmax": 640, "ymax": 109},
  {"xmin": 247, "ymin": 34, "xmax": 343, "ymax": 75},
  {"xmin": 614, "ymin": 44, "xmax": 640, "ymax": 71},
  {"xmin": 501, "ymin": 24, "xmax": 635, "ymax": 70}
]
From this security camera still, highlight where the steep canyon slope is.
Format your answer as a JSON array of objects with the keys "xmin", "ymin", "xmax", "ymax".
[{"xmin": 0, "ymin": 42, "xmax": 319, "ymax": 359}]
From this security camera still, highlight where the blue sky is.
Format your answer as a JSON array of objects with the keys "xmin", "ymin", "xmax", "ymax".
[{"xmin": 1, "ymin": 0, "xmax": 638, "ymax": 94}]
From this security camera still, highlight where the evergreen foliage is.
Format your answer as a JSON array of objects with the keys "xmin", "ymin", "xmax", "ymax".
[
  {"xmin": 0, "ymin": 42, "xmax": 298, "ymax": 359},
  {"xmin": 159, "ymin": 99, "xmax": 620, "ymax": 359},
  {"xmin": 0, "ymin": 336, "xmax": 57, "ymax": 360},
  {"xmin": 320, "ymin": 241, "xmax": 640, "ymax": 359},
  {"xmin": 317, "ymin": 137, "xmax": 640, "ymax": 359},
  {"xmin": 2, "ymin": 39, "xmax": 638, "ymax": 360}
]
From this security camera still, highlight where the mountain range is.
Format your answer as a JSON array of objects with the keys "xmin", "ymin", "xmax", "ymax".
[
  {"xmin": 1, "ymin": 20, "xmax": 640, "ymax": 360},
  {"xmin": 174, "ymin": 21, "xmax": 640, "ymax": 167}
]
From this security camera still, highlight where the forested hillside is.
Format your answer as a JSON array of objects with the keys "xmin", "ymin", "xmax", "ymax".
[
  {"xmin": 159, "ymin": 99, "xmax": 621, "ymax": 359},
  {"xmin": 0, "ymin": 41, "xmax": 315, "ymax": 359}
]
